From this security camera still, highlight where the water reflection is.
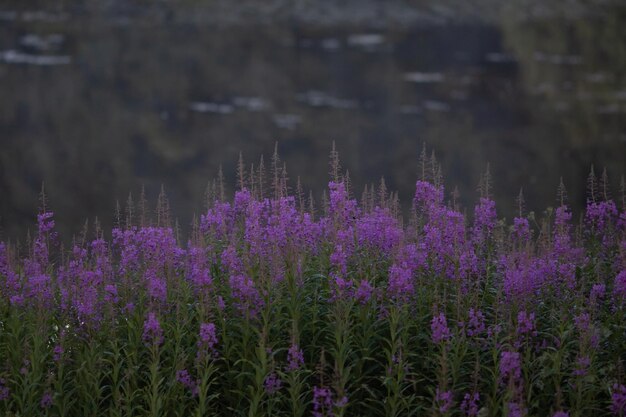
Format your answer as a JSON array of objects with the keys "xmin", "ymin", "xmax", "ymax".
[
  {"xmin": 0, "ymin": 2, "xmax": 625, "ymax": 240},
  {"xmin": 0, "ymin": 49, "xmax": 71, "ymax": 65}
]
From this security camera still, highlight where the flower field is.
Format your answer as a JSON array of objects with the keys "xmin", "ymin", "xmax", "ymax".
[{"xmin": 0, "ymin": 152, "xmax": 625, "ymax": 417}]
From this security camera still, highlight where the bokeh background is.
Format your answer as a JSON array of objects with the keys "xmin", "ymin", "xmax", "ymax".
[{"xmin": 1, "ymin": 0, "xmax": 625, "ymax": 240}]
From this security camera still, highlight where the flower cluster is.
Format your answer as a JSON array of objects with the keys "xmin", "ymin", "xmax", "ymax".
[
  {"xmin": 0, "ymin": 157, "xmax": 624, "ymax": 417},
  {"xmin": 143, "ymin": 312, "xmax": 164, "ymax": 346},
  {"xmin": 0, "ymin": 378, "xmax": 9, "ymax": 401},
  {"xmin": 285, "ymin": 343, "xmax": 304, "ymax": 372},
  {"xmin": 435, "ymin": 388, "xmax": 454, "ymax": 413},
  {"xmin": 500, "ymin": 351, "xmax": 521, "ymax": 384},
  {"xmin": 312, "ymin": 386, "xmax": 334, "ymax": 417},
  {"xmin": 460, "ymin": 392, "xmax": 480, "ymax": 417},
  {"xmin": 431, "ymin": 313, "xmax": 451, "ymax": 344},
  {"xmin": 264, "ymin": 373, "xmax": 282, "ymax": 395},
  {"xmin": 176, "ymin": 369, "xmax": 198, "ymax": 396},
  {"xmin": 466, "ymin": 308, "xmax": 485, "ymax": 337},
  {"xmin": 612, "ymin": 384, "xmax": 626, "ymax": 415}
]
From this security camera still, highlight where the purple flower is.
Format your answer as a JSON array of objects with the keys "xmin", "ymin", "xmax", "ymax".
[
  {"xmin": 573, "ymin": 355, "xmax": 591, "ymax": 377},
  {"xmin": 198, "ymin": 322, "xmax": 218, "ymax": 353},
  {"xmin": 574, "ymin": 313, "xmax": 591, "ymax": 333},
  {"xmin": 312, "ymin": 386, "xmax": 334, "ymax": 417},
  {"xmin": 590, "ymin": 283, "xmax": 606, "ymax": 303},
  {"xmin": 200, "ymin": 201, "xmax": 233, "ymax": 240},
  {"xmin": 37, "ymin": 211, "xmax": 56, "ymax": 234},
  {"xmin": 176, "ymin": 369, "xmax": 193, "ymax": 385},
  {"xmin": 217, "ymin": 296, "xmax": 225, "ymax": 311},
  {"xmin": 234, "ymin": 189, "xmax": 252, "ymax": 214},
  {"xmin": 555, "ymin": 205, "xmax": 572, "ymax": 228},
  {"xmin": 472, "ymin": 197, "xmax": 497, "ymax": 244},
  {"xmin": 458, "ymin": 249, "xmax": 479, "ymax": 284},
  {"xmin": 356, "ymin": 208, "xmax": 402, "ymax": 254},
  {"xmin": 435, "ymin": 388, "xmax": 454, "ymax": 413},
  {"xmin": 501, "ymin": 256, "xmax": 540, "ymax": 301},
  {"xmin": 229, "ymin": 274, "xmax": 263, "ymax": 317},
  {"xmin": 328, "ymin": 181, "xmax": 358, "ymax": 225},
  {"xmin": 512, "ymin": 217, "xmax": 530, "ymax": 242},
  {"xmin": 221, "ymin": 246, "xmax": 243, "ymax": 276},
  {"xmin": 330, "ymin": 272, "xmax": 354, "ymax": 301},
  {"xmin": 186, "ymin": 246, "xmax": 213, "ymax": 292},
  {"xmin": 500, "ymin": 351, "xmax": 521, "ymax": 384},
  {"xmin": 335, "ymin": 395, "xmax": 348, "ymax": 408},
  {"xmin": 53, "ymin": 344, "xmax": 64, "ymax": 362},
  {"xmin": 611, "ymin": 383, "xmax": 626, "ymax": 415},
  {"xmin": 176, "ymin": 369, "xmax": 197, "ymax": 394},
  {"xmin": 104, "ymin": 284, "xmax": 119, "ymax": 304},
  {"xmin": 614, "ymin": 271, "xmax": 626, "ymax": 300},
  {"xmin": 420, "ymin": 206, "xmax": 467, "ymax": 280},
  {"xmin": 40, "ymin": 390, "xmax": 53, "ymax": 409},
  {"xmin": 414, "ymin": 180, "xmax": 444, "ymax": 210},
  {"xmin": 142, "ymin": 312, "xmax": 164, "ymax": 346},
  {"xmin": 507, "ymin": 402, "xmax": 527, "ymax": 417},
  {"xmin": 460, "ymin": 392, "xmax": 480, "ymax": 417},
  {"xmin": 145, "ymin": 268, "xmax": 167, "ymax": 303},
  {"xmin": 619, "ymin": 210, "xmax": 626, "ymax": 230},
  {"xmin": 586, "ymin": 200, "xmax": 618, "ymax": 232},
  {"xmin": 24, "ymin": 272, "xmax": 53, "ymax": 308},
  {"xmin": 330, "ymin": 244, "xmax": 349, "ymax": 276},
  {"xmin": 355, "ymin": 280, "xmax": 374, "ymax": 304},
  {"xmin": 388, "ymin": 263, "xmax": 413, "ymax": 301},
  {"xmin": 0, "ymin": 378, "xmax": 9, "ymax": 401},
  {"xmin": 516, "ymin": 311, "xmax": 537, "ymax": 339},
  {"xmin": 466, "ymin": 308, "xmax": 485, "ymax": 337},
  {"xmin": 264, "ymin": 373, "xmax": 282, "ymax": 395},
  {"xmin": 431, "ymin": 313, "xmax": 451, "ymax": 344},
  {"xmin": 552, "ymin": 412, "xmax": 569, "ymax": 417},
  {"xmin": 285, "ymin": 343, "xmax": 304, "ymax": 372}
]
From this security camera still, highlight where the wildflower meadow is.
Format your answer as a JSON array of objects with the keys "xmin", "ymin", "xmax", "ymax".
[{"xmin": 0, "ymin": 148, "xmax": 625, "ymax": 417}]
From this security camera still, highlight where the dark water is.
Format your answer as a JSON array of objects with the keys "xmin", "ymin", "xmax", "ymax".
[{"xmin": 1, "ymin": 2, "xmax": 625, "ymax": 240}]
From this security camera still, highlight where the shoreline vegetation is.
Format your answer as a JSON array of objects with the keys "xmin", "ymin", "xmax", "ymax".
[{"xmin": 0, "ymin": 147, "xmax": 625, "ymax": 416}]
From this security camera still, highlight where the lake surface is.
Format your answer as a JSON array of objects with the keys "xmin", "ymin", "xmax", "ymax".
[{"xmin": 1, "ymin": 1, "xmax": 625, "ymax": 240}]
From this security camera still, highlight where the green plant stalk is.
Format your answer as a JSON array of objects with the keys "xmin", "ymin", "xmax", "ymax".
[
  {"xmin": 285, "ymin": 370, "xmax": 306, "ymax": 417},
  {"xmin": 195, "ymin": 356, "xmax": 217, "ymax": 417},
  {"xmin": 384, "ymin": 305, "xmax": 405, "ymax": 417},
  {"xmin": 147, "ymin": 343, "xmax": 163, "ymax": 417},
  {"xmin": 105, "ymin": 338, "xmax": 124, "ymax": 417},
  {"xmin": 331, "ymin": 299, "xmax": 353, "ymax": 417},
  {"xmin": 247, "ymin": 344, "xmax": 268, "ymax": 417}
]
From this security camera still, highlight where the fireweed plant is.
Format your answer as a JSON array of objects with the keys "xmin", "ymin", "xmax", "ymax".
[{"xmin": 0, "ymin": 148, "xmax": 625, "ymax": 417}]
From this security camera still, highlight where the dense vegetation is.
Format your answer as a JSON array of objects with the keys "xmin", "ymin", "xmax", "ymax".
[{"xmin": 1, "ymin": 151, "xmax": 625, "ymax": 417}]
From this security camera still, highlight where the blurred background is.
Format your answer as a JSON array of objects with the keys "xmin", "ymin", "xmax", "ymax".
[{"xmin": 1, "ymin": 0, "xmax": 625, "ymax": 240}]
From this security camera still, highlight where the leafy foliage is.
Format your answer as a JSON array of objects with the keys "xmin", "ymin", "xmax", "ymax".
[{"xmin": 0, "ymin": 155, "xmax": 625, "ymax": 417}]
